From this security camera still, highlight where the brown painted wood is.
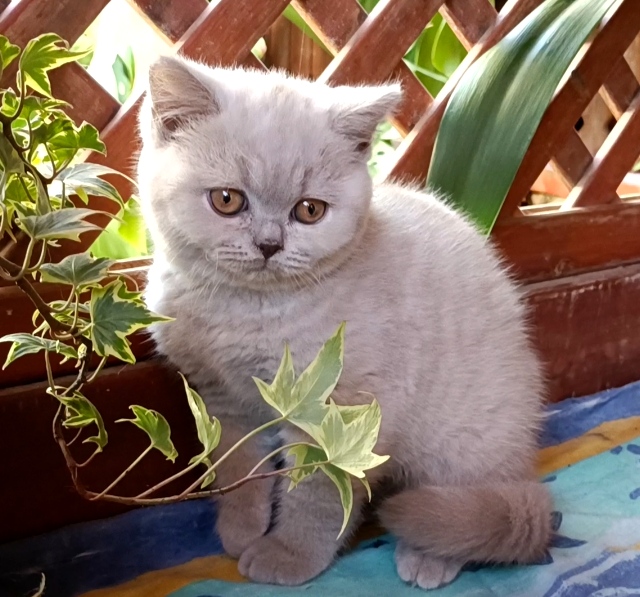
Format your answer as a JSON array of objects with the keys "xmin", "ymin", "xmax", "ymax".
[
  {"xmin": 600, "ymin": 58, "xmax": 640, "ymax": 120},
  {"xmin": 0, "ymin": 0, "xmax": 110, "ymax": 85},
  {"xmin": 294, "ymin": 0, "xmax": 433, "ymax": 134},
  {"xmin": 4, "ymin": 262, "xmax": 640, "ymax": 541},
  {"xmin": 441, "ymin": 0, "xmax": 497, "ymax": 49},
  {"xmin": 498, "ymin": 0, "xmax": 640, "ymax": 219},
  {"xmin": 128, "ymin": 0, "xmax": 208, "ymax": 43},
  {"xmin": 388, "ymin": 0, "xmax": 545, "ymax": 182},
  {"xmin": 320, "ymin": 0, "xmax": 442, "ymax": 87},
  {"xmin": 493, "ymin": 201, "xmax": 640, "ymax": 281},
  {"xmin": 563, "ymin": 90, "xmax": 640, "ymax": 208},
  {"xmin": 526, "ymin": 264, "xmax": 640, "ymax": 401},
  {"xmin": 0, "ymin": 360, "xmax": 201, "ymax": 543}
]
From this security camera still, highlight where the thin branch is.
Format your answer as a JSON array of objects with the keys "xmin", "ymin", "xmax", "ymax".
[{"xmin": 91, "ymin": 444, "xmax": 153, "ymax": 500}]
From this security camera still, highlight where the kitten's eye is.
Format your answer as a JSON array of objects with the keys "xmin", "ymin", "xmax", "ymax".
[
  {"xmin": 293, "ymin": 199, "xmax": 327, "ymax": 224},
  {"xmin": 208, "ymin": 188, "xmax": 246, "ymax": 216}
]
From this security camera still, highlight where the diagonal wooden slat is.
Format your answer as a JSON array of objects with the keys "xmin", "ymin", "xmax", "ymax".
[
  {"xmin": 562, "ymin": 90, "xmax": 640, "ymax": 209},
  {"xmin": 497, "ymin": 0, "xmax": 640, "ymax": 220},
  {"xmin": 294, "ymin": 0, "xmax": 431, "ymax": 133},
  {"xmin": 320, "ymin": 0, "xmax": 442, "ymax": 87},
  {"xmin": 441, "ymin": 0, "xmax": 497, "ymax": 49},
  {"xmin": 600, "ymin": 58, "xmax": 640, "ymax": 119},
  {"xmin": 387, "ymin": 0, "xmax": 545, "ymax": 183},
  {"xmin": 127, "ymin": 0, "xmax": 207, "ymax": 43}
]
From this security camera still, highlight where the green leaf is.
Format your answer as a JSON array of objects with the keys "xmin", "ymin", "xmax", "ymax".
[
  {"xmin": 0, "ymin": 35, "xmax": 20, "ymax": 72},
  {"xmin": 40, "ymin": 253, "xmax": 113, "ymax": 288},
  {"xmin": 59, "ymin": 392, "xmax": 108, "ymax": 450},
  {"xmin": 180, "ymin": 374, "xmax": 221, "ymax": 465},
  {"xmin": 286, "ymin": 444, "xmax": 327, "ymax": 491},
  {"xmin": 282, "ymin": 6, "xmax": 329, "ymax": 52},
  {"xmin": 89, "ymin": 280, "xmax": 172, "ymax": 363},
  {"xmin": 427, "ymin": 0, "xmax": 620, "ymax": 234},
  {"xmin": 316, "ymin": 399, "xmax": 388, "ymax": 478},
  {"xmin": 118, "ymin": 405, "xmax": 177, "ymax": 462},
  {"xmin": 19, "ymin": 33, "xmax": 90, "ymax": 97},
  {"xmin": 89, "ymin": 197, "xmax": 148, "ymax": 260},
  {"xmin": 112, "ymin": 47, "xmax": 136, "ymax": 103},
  {"xmin": 18, "ymin": 208, "xmax": 102, "ymax": 241},
  {"xmin": 320, "ymin": 463, "xmax": 353, "ymax": 538},
  {"xmin": 0, "ymin": 333, "xmax": 77, "ymax": 368},
  {"xmin": 1, "ymin": 89, "xmax": 18, "ymax": 117},
  {"xmin": 56, "ymin": 163, "xmax": 126, "ymax": 206},
  {"xmin": 0, "ymin": 134, "xmax": 25, "ymax": 175}
]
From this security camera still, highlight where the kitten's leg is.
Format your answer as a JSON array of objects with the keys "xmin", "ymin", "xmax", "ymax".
[
  {"xmin": 238, "ymin": 428, "xmax": 369, "ymax": 585},
  {"xmin": 379, "ymin": 481, "xmax": 552, "ymax": 590},
  {"xmin": 213, "ymin": 418, "xmax": 276, "ymax": 557}
]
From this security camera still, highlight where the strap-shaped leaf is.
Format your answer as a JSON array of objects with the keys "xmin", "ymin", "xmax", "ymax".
[
  {"xmin": 89, "ymin": 280, "xmax": 172, "ymax": 363},
  {"xmin": 0, "ymin": 333, "xmax": 77, "ymax": 368},
  {"xmin": 59, "ymin": 392, "xmax": 108, "ymax": 450},
  {"xmin": 19, "ymin": 33, "xmax": 90, "ymax": 97},
  {"xmin": 40, "ymin": 253, "xmax": 113, "ymax": 288},
  {"xmin": 18, "ymin": 208, "xmax": 102, "ymax": 241},
  {"xmin": 427, "ymin": 0, "xmax": 620, "ymax": 234},
  {"xmin": 118, "ymin": 405, "xmax": 177, "ymax": 462}
]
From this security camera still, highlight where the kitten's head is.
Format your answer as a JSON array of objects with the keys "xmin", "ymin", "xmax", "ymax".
[{"xmin": 138, "ymin": 56, "xmax": 401, "ymax": 290}]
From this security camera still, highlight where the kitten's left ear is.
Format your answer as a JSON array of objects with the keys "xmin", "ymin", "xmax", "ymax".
[
  {"xmin": 332, "ymin": 84, "xmax": 403, "ymax": 150},
  {"xmin": 147, "ymin": 55, "xmax": 219, "ymax": 138}
]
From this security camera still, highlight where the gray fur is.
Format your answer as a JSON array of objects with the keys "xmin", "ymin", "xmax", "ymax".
[{"xmin": 139, "ymin": 56, "xmax": 552, "ymax": 590}]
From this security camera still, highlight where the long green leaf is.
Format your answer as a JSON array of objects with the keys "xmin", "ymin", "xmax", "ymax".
[{"xmin": 427, "ymin": 0, "xmax": 620, "ymax": 234}]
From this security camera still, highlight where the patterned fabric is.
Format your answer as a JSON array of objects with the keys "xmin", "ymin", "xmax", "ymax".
[{"xmin": 2, "ymin": 381, "xmax": 640, "ymax": 597}]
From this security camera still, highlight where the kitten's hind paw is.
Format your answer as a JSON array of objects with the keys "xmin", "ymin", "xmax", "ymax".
[{"xmin": 395, "ymin": 541, "xmax": 462, "ymax": 590}]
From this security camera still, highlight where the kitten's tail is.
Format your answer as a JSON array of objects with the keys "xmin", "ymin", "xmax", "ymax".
[{"xmin": 378, "ymin": 482, "xmax": 552, "ymax": 563}]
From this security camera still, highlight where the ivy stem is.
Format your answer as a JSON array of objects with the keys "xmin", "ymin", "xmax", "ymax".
[
  {"xmin": 91, "ymin": 444, "xmax": 154, "ymax": 500},
  {"xmin": 178, "ymin": 416, "xmax": 285, "ymax": 498}
]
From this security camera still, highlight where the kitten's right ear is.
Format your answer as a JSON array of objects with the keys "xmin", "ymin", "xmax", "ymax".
[{"xmin": 147, "ymin": 56, "xmax": 219, "ymax": 139}]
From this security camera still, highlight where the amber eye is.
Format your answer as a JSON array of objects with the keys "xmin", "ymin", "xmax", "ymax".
[
  {"xmin": 208, "ymin": 188, "xmax": 246, "ymax": 216},
  {"xmin": 292, "ymin": 199, "xmax": 327, "ymax": 224}
]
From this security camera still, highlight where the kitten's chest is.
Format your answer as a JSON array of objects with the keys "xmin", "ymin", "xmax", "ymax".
[{"xmin": 166, "ymin": 286, "xmax": 334, "ymax": 394}]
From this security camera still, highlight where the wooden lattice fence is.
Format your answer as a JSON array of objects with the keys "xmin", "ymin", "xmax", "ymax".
[{"xmin": 1, "ymin": 0, "xmax": 640, "ymax": 540}]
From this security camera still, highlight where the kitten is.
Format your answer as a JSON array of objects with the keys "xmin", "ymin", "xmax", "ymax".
[{"xmin": 138, "ymin": 56, "xmax": 552, "ymax": 590}]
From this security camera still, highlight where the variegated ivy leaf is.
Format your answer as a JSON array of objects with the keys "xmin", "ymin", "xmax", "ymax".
[
  {"xmin": 19, "ymin": 33, "xmax": 91, "ymax": 97},
  {"xmin": 89, "ymin": 280, "xmax": 172, "ymax": 363},
  {"xmin": 59, "ymin": 392, "xmax": 108, "ymax": 450},
  {"xmin": 118, "ymin": 405, "xmax": 177, "ymax": 462},
  {"xmin": 180, "ymin": 374, "xmax": 221, "ymax": 467},
  {"xmin": 286, "ymin": 444, "xmax": 327, "ymax": 491},
  {"xmin": 320, "ymin": 463, "xmax": 353, "ymax": 538},
  {"xmin": 55, "ymin": 163, "xmax": 132, "ymax": 206},
  {"xmin": 40, "ymin": 253, "xmax": 113, "ymax": 289},
  {"xmin": 0, "ymin": 35, "xmax": 20, "ymax": 72},
  {"xmin": 0, "ymin": 333, "xmax": 78, "ymax": 369},
  {"xmin": 0, "ymin": 133, "xmax": 25, "ymax": 175},
  {"xmin": 253, "ymin": 322, "xmax": 345, "ymax": 434},
  {"xmin": 316, "ymin": 399, "xmax": 389, "ymax": 479},
  {"xmin": 18, "ymin": 208, "xmax": 103, "ymax": 241}
]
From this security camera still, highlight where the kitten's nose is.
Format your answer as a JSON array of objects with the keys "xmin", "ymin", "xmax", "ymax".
[{"xmin": 258, "ymin": 242, "xmax": 282, "ymax": 260}]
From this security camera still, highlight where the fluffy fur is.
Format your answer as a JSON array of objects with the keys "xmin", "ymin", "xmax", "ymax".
[{"xmin": 138, "ymin": 55, "xmax": 553, "ymax": 590}]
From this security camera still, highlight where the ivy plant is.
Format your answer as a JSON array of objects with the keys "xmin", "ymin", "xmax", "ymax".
[{"xmin": 0, "ymin": 33, "xmax": 387, "ymax": 532}]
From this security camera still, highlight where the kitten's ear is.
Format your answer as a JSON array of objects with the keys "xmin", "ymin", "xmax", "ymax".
[
  {"xmin": 147, "ymin": 55, "xmax": 219, "ymax": 138},
  {"xmin": 332, "ymin": 84, "xmax": 402, "ymax": 151}
]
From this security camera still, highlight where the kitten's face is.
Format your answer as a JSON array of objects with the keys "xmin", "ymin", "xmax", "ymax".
[{"xmin": 138, "ymin": 58, "xmax": 401, "ymax": 289}]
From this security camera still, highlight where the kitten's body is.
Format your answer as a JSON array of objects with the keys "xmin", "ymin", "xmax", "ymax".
[{"xmin": 140, "ymin": 57, "xmax": 552, "ymax": 590}]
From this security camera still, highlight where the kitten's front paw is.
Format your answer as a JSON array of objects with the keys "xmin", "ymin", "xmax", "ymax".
[
  {"xmin": 238, "ymin": 535, "xmax": 331, "ymax": 585},
  {"xmin": 395, "ymin": 541, "xmax": 462, "ymax": 590},
  {"xmin": 215, "ymin": 481, "xmax": 273, "ymax": 557}
]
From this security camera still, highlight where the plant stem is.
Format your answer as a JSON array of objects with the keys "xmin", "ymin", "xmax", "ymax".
[
  {"xmin": 178, "ymin": 416, "xmax": 285, "ymax": 498},
  {"xmin": 91, "ymin": 444, "xmax": 154, "ymax": 500}
]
